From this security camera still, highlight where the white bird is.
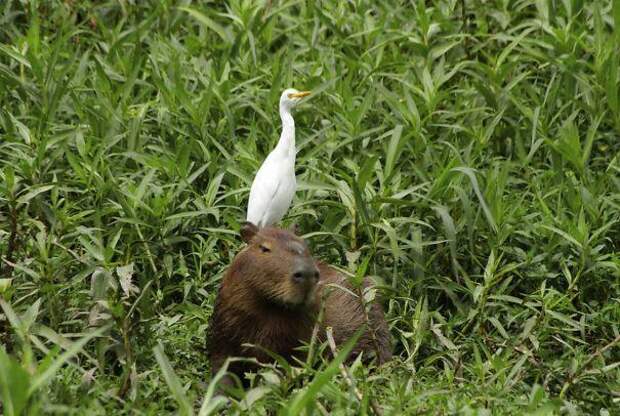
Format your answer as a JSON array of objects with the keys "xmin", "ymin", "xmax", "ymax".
[{"xmin": 246, "ymin": 88, "xmax": 311, "ymax": 227}]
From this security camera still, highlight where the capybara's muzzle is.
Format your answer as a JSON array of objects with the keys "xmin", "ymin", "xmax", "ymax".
[{"xmin": 291, "ymin": 258, "xmax": 320, "ymax": 285}]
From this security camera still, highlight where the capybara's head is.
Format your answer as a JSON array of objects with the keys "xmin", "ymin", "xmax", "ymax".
[{"xmin": 237, "ymin": 222, "xmax": 320, "ymax": 307}]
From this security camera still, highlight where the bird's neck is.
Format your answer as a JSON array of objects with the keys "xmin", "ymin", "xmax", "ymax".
[{"xmin": 275, "ymin": 106, "xmax": 295, "ymax": 158}]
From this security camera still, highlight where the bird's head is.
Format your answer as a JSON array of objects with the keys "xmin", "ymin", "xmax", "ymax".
[{"xmin": 280, "ymin": 88, "xmax": 311, "ymax": 111}]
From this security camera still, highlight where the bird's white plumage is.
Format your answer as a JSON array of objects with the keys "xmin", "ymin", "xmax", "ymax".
[
  {"xmin": 246, "ymin": 152, "xmax": 296, "ymax": 227},
  {"xmin": 246, "ymin": 88, "xmax": 308, "ymax": 227}
]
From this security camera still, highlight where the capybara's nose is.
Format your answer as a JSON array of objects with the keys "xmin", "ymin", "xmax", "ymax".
[{"xmin": 292, "ymin": 261, "xmax": 319, "ymax": 283}]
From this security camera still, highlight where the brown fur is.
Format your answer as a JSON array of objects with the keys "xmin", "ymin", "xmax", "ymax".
[{"xmin": 207, "ymin": 224, "xmax": 391, "ymax": 387}]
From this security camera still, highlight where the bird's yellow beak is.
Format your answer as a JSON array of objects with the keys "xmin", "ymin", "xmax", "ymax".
[{"xmin": 288, "ymin": 91, "xmax": 311, "ymax": 99}]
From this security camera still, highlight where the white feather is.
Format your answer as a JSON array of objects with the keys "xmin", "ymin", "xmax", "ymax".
[{"xmin": 247, "ymin": 89, "xmax": 307, "ymax": 227}]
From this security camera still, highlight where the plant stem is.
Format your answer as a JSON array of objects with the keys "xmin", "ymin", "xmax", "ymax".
[
  {"xmin": 560, "ymin": 334, "xmax": 620, "ymax": 398},
  {"xmin": 326, "ymin": 327, "xmax": 384, "ymax": 416},
  {"xmin": 1, "ymin": 202, "xmax": 19, "ymax": 278}
]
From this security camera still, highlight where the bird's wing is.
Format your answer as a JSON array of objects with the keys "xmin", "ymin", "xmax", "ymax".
[{"xmin": 246, "ymin": 160, "xmax": 282, "ymax": 226}]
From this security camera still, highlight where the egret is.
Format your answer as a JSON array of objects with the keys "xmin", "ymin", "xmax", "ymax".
[{"xmin": 246, "ymin": 88, "xmax": 311, "ymax": 227}]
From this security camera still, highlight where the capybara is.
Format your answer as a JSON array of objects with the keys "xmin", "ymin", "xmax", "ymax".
[{"xmin": 207, "ymin": 222, "xmax": 391, "ymax": 388}]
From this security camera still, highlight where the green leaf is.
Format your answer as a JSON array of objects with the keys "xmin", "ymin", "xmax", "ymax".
[
  {"xmin": 7, "ymin": 112, "xmax": 33, "ymax": 144},
  {"xmin": 282, "ymin": 328, "xmax": 363, "ymax": 416},
  {"xmin": 0, "ymin": 348, "xmax": 31, "ymax": 416},
  {"xmin": 0, "ymin": 44, "xmax": 31, "ymax": 68},
  {"xmin": 452, "ymin": 167, "xmax": 498, "ymax": 233},
  {"xmin": 29, "ymin": 325, "xmax": 109, "ymax": 395},
  {"xmin": 384, "ymin": 124, "xmax": 404, "ymax": 179},
  {"xmin": 197, "ymin": 360, "xmax": 231, "ymax": 416},
  {"xmin": 16, "ymin": 185, "xmax": 55, "ymax": 205},
  {"xmin": 179, "ymin": 6, "xmax": 233, "ymax": 44},
  {"xmin": 0, "ymin": 278, "xmax": 12, "ymax": 293},
  {"xmin": 613, "ymin": 0, "xmax": 620, "ymax": 44},
  {"xmin": 154, "ymin": 343, "xmax": 192, "ymax": 416}
]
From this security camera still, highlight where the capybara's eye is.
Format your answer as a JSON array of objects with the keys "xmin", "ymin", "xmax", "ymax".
[{"xmin": 259, "ymin": 245, "xmax": 271, "ymax": 253}]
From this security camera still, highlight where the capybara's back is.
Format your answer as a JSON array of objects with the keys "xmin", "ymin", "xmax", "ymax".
[
  {"xmin": 318, "ymin": 263, "xmax": 392, "ymax": 364},
  {"xmin": 207, "ymin": 223, "xmax": 391, "ymax": 387}
]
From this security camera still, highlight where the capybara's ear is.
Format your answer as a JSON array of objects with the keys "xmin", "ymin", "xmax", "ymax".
[
  {"xmin": 240, "ymin": 221, "xmax": 259, "ymax": 243},
  {"xmin": 288, "ymin": 223, "xmax": 300, "ymax": 235}
]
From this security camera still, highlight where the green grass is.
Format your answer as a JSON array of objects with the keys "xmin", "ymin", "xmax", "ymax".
[{"xmin": 1, "ymin": 0, "xmax": 619, "ymax": 414}]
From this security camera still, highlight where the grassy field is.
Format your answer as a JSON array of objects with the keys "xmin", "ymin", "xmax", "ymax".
[{"xmin": 1, "ymin": 0, "xmax": 620, "ymax": 414}]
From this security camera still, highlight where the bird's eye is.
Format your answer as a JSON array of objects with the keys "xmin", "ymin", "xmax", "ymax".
[{"xmin": 259, "ymin": 245, "xmax": 271, "ymax": 253}]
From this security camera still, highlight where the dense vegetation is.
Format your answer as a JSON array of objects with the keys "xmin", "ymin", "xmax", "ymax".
[{"xmin": 1, "ymin": 0, "xmax": 619, "ymax": 414}]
